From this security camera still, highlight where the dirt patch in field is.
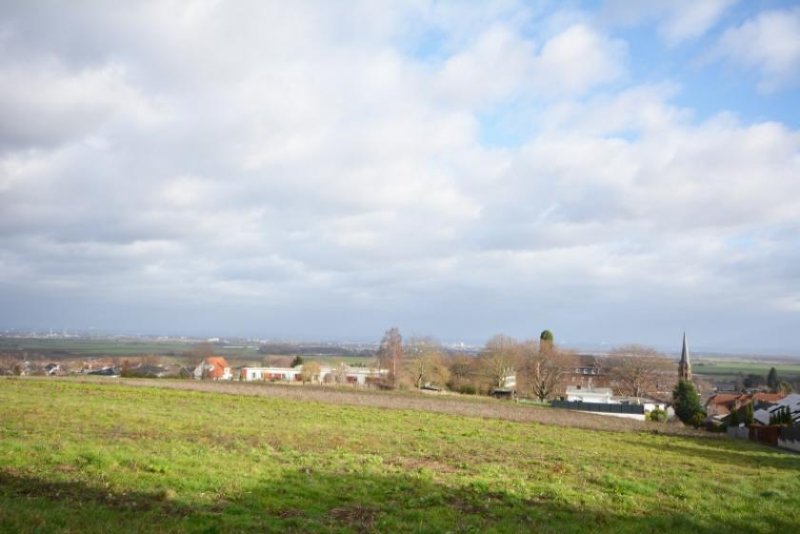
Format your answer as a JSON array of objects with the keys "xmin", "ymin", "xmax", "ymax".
[
  {"xmin": 61, "ymin": 377, "xmax": 708, "ymax": 437},
  {"xmin": 328, "ymin": 504, "xmax": 381, "ymax": 533}
]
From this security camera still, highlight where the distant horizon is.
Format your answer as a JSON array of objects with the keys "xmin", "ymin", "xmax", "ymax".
[{"xmin": 3, "ymin": 326, "xmax": 798, "ymax": 359}]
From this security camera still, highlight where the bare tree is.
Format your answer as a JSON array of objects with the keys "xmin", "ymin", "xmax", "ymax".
[
  {"xmin": 606, "ymin": 345, "xmax": 672, "ymax": 399},
  {"xmin": 186, "ymin": 342, "xmax": 216, "ymax": 369},
  {"xmin": 445, "ymin": 354, "xmax": 477, "ymax": 392},
  {"xmin": 479, "ymin": 334, "xmax": 521, "ymax": 389},
  {"xmin": 377, "ymin": 327, "xmax": 403, "ymax": 389},
  {"xmin": 520, "ymin": 341, "xmax": 576, "ymax": 401},
  {"xmin": 333, "ymin": 361, "xmax": 349, "ymax": 384},
  {"xmin": 263, "ymin": 355, "xmax": 294, "ymax": 368},
  {"xmin": 300, "ymin": 361, "xmax": 321, "ymax": 384},
  {"xmin": 405, "ymin": 338, "xmax": 450, "ymax": 389}
]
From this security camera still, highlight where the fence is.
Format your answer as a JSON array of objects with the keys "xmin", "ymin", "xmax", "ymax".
[
  {"xmin": 550, "ymin": 400, "xmax": 645, "ymax": 415},
  {"xmin": 727, "ymin": 426, "xmax": 749, "ymax": 439},
  {"xmin": 778, "ymin": 425, "xmax": 800, "ymax": 452},
  {"xmin": 749, "ymin": 425, "xmax": 781, "ymax": 446}
]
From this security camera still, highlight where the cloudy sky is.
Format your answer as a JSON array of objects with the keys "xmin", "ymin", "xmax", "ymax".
[{"xmin": 1, "ymin": 1, "xmax": 799, "ymax": 353}]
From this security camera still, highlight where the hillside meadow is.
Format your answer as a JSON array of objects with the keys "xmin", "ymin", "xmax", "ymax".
[{"xmin": 1, "ymin": 379, "xmax": 798, "ymax": 533}]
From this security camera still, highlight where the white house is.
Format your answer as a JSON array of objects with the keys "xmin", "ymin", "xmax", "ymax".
[
  {"xmin": 754, "ymin": 394, "xmax": 800, "ymax": 425},
  {"xmin": 562, "ymin": 386, "xmax": 670, "ymax": 421},
  {"xmin": 341, "ymin": 366, "xmax": 388, "ymax": 386},
  {"xmin": 239, "ymin": 364, "xmax": 387, "ymax": 386},
  {"xmin": 566, "ymin": 386, "xmax": 613, "ymax": 403},
  {"xmin": 240, "ymin": 366, "xmax": 305, "ymax": 382}
]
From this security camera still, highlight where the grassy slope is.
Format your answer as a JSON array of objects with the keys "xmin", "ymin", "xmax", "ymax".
[{"xmin": 1, "ymin": 379, "xmax": 798, "ymax": 533}]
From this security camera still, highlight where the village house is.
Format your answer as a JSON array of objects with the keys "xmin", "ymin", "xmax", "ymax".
[
  {"xmin": 193, "ymin": 356, "xmax": 232, "ymax": 380},
  {"xmin": 753, "ymin": 394, "xmax": 800, "ymax": 426},
  {"xmin": 567, "ymin": 355, "xmax": 609, "ymax": 389},
  {"xmin": 705, "ymin": 391, "xmax": 786, "ymax": 423},
  {"xmin": 240, "ymin": 366, "xmax": 303, "ymax": 382},
  {"xmin": 341, "ymin": 366, "xmax": 388, "ymax": 386},
  {"xmin": 238, "ymin": 364, "xmax": 387, "ymax": 386},
  {"xmin": 559, "ymin": 385, "xmax": 670, "ymax": 421},
  {"xmin": 566, "ymin": 385, "xmax": 613, "ymax": 403}
]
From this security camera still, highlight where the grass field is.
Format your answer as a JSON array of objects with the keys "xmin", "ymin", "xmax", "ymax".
[{"xmin": 1, "ymin": 379, "xmax": 799, "ymax": 533}]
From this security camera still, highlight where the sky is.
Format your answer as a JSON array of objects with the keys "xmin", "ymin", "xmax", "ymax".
[{"xmin": 1, "ymin": 1, "xmax": 799, "ymax": 354}]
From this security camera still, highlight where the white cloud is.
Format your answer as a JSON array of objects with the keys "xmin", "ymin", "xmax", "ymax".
[
  {"xmin": 435, "ymin": 22, "xmax": 626, "ymax": 106},
  {"xmin": 660, "ymin": 0, "xmax": 738, "ymax": 44},
  {"xmin": 0, "ymin": 59, "xmax": 165, "ymax": 150},
  {"xmin": 0, "ymin": 1, "xmax": 797, "ymax": 349},
  {"xmin": 602, "ymin": 0, "xmax": 737, "ymax": 46},
  {"xmin": 535, "ymin": 24, "xmax": 626, "ymax": 94},
  {"xmin": 711, "ymin": 7, "xmax": 800, "ymax": 92},
  {"xmin": 602, "ymin": 0, "xmax": 737, "ymax": 45}
]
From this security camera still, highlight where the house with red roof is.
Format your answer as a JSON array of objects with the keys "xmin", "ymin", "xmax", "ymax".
[
  {"xmin": 706, "ymin": 391, "xmax": 786, "ymax": 421},
  {"xmin": 193, "ymin": 356, "xmax": 232, "ymax": 380}
]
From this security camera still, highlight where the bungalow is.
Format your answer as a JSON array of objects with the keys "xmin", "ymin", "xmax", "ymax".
[
  {"xmin": 240, "ymin": 366, "xmax": 304, "ymax": 382},
  {"xmin": 239, "ymin": 364, "xmax": 388, "ymax": 386},
  {"xmin": 193, "ymin": 357, "xmax": 232, "ymax": 380},
  {"xmin": 566, "ymin": 385, "xmax": 612, "ymax": 403},
  {"xmin": 558, "ymin": 386, "xmax": 669, "ymax": 421},
  {"xmin": 340, "ymin": 366, "xmax": 388, "ymax": 386}
]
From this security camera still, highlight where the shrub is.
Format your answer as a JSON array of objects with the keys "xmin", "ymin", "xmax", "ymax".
[
  {"xmin": 672, "ymin": 380, "xmax": 704, "ymax": 425},
  {"xmin": 728, "ymin": 408, "xmax": 740, "ymax": 426},
  {"xmin": 690, "ymin": 412, "xmax": 705, "ymax": 428}
]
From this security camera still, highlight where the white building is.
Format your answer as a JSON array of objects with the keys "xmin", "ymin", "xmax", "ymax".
[
  {"xmin": 343, "ymin": 366, "xmax": 388, "ymax": 386},
  {"xmin": 566, "ymin": 386, "xmax": 613, "ymax": 403},
  {"xmin": 193, "ymin": 357, "xmax": 232, "ymax": 380},
  {"xmin": 563, "ymin": 386, "xmax": 670, "ymax": 421},
  {"xmin": 239, "ymin": 364, "xmax": 387, "ymax": 386},
  {"xmin": 754, "ymin": 394, "xmax": 800, "ymax": 425},
  {"xmin": 240, "ymin": 366, "xmax": 304, "ymax": 382}
]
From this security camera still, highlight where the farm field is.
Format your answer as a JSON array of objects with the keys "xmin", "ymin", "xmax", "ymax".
[
  {"xmin": 0, "ymin": 337, "xmax": 197, "ymax": 357},
  {"xmin": 692, "ymin": 359, "xmax": 800, "ymax": 379},
  {"xmin": 1, "ymin": 379, "xmax": 799, "ymax": 533},
  {"xmin": 0, "ymin": 337, "xmax": 372, "ymax": 365}
]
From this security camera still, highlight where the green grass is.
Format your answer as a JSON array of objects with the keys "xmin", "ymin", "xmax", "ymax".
[{"xmin": 1, "ymin": 379, "xmax": 799, "ymax": 533}]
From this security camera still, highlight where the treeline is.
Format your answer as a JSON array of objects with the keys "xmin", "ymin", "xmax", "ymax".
[
  {"xmin": 373, "ymin": 327, "xmax": 677, "ymax": 401},
  {"xmin": 257, "ymin": 343, "xmax": 374, "ymax": 357},
  {"xmin": 730, "ymin": 367, "xmax": 795, "ymax": 394}
]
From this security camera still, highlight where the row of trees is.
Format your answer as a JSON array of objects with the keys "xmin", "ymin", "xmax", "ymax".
[
  {"xmin": 374, "ymin": 327, "xmax": 676, "ymax": 401},
  {"xmin": 725, "ymin": 367, "xmax": 794, "ymax": 393}
]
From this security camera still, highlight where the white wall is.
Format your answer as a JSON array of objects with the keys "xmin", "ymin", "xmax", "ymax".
[
  {"xmin": 578, "ymin": 410, "xmax": 645, "ymax": 421},
  {"xmin": 777, "ymin": 438, "xmax": 800, "ymax": 453}
]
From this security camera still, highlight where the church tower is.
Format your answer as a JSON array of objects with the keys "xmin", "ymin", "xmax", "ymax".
[{"xmin": 678, "ymin": 332, "xmax": 691, "ymax": 381}]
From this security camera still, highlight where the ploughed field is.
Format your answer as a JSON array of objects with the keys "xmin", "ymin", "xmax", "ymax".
[{"xmin": 1, "ymin": 379, "xmax": 798, "ymax": 533}]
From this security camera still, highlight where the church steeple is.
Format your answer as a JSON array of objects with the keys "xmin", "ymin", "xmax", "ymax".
[{"xmin": 679, "ymin": 332, "xmax": 691, "ymax": 381}]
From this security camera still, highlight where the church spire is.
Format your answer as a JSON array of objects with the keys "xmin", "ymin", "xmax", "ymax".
[{"xmin": 679, "ymin": 332, "xmax": 691, "ymax": 381}]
